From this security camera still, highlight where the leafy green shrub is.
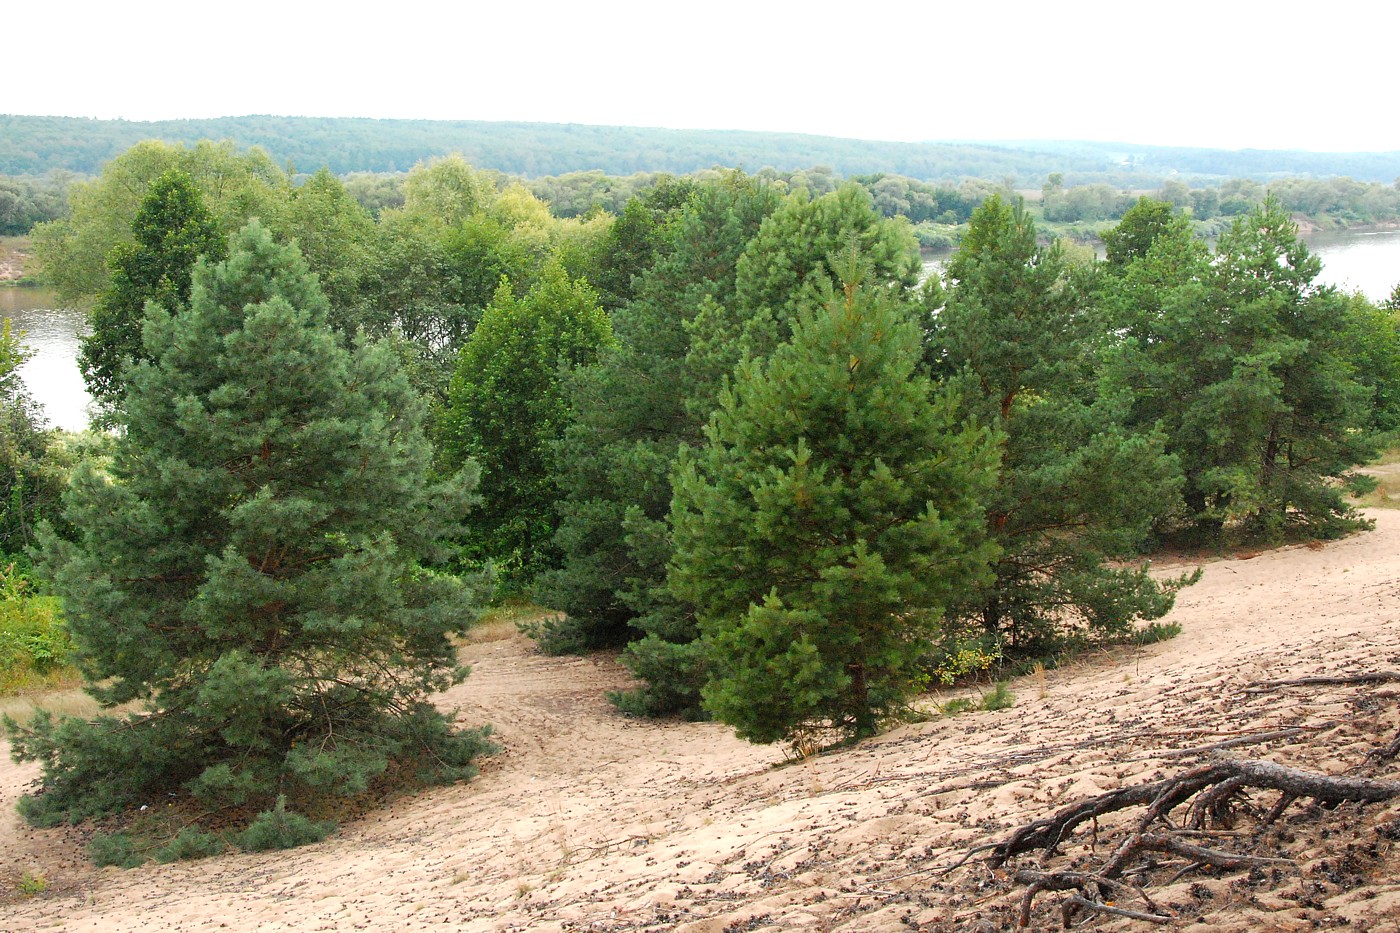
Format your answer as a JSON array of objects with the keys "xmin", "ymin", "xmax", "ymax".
[
  {"xmin": 921, "ymin": 635, "xmax": 1002, "ymax": 688},
  {"xmin": 234, "ymin": 797, "xmax": 334, "ymax": 853},
  {"xmin": 16, "ymin": 871, "xmax": 47, "ymax": 896},
  {"xmin": 0, "ymin": 565, "xmax": 72, "ymax": 690}
]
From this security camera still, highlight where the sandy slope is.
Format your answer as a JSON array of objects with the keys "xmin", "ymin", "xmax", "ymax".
[{"xmin": 5, "ymin": 512, "xmax": 1400, "ymax": 932}]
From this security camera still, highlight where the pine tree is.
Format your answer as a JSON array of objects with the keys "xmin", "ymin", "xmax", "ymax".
[
  {"xmin": 534, "ymin": 174, "xmax": 782, "ymax": 664},
  {"xmin": 78, "ymin": 168, "xmax": 226, "ymax": 409},
  {"xmin": 613, "ymin": 182, "xmax": 926, "ymax": 717},
  {"xmin": 8, "ymin": 222, "xmax": 490, "ymax": 841},
  {"xmin": 1206, "ymin": 198, "xmax": 1375, "ymax": 538},
  {"xmin": 686, "ymin": 182, "xmax": 922, "ymax": 399},
  {"xmin": 1102, "ymin": 197, "xmax": 1377, "ymax": 542},
  {"xmin": 670, "ymin": 260, "xmax": 999, "ymax": 744},
  {"xmin": 935, "ymin": 196, "xmax": 1192, "ymax": 653}
]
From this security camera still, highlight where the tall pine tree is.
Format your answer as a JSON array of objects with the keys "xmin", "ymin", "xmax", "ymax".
[
  {"xmin": 10, "ymin": 223, "xmax": 490, "ymax": 843},
  {"xmin": 934, "ymin": 196, "xmax": 1192, "ymax": 653},
  {"xmin": 534, "ymin": 174, "xmax": 782, "ymax": 662},
  {"xmin": 671, "ymin": 258, "xmax": 998, "ymax": 744},
  {"xmin": 1101, "ymin": 197, "xmax": 1377, "ymax": 542}
]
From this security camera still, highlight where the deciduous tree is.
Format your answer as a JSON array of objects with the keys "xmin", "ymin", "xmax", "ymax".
[{"xmin": 439, "ymin": 262, "xmax": 613, "ymax": 587}]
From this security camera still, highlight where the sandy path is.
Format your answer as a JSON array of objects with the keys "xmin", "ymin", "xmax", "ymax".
[{"xmin": 4, "ymin": 512, "xmax": 1400, "ymax": 931}]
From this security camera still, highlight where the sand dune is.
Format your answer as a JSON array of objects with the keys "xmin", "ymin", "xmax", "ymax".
[{"xmin": 5, "ymin": 512, "xmax": 1400, "ymax": 931}]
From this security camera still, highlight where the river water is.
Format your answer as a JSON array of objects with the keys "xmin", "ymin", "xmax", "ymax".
[
  {"xmin": 4, "ymin": 230, "xmax": 1399, "ymax": 433},
  {"xmin": 0, "ymin": 288, "xmax": 89, "ymax": 432}
]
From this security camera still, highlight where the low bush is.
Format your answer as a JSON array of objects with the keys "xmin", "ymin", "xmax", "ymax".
[{"xmin": 234, "ymin": 797, "xmax": 335, "ymax": 852}]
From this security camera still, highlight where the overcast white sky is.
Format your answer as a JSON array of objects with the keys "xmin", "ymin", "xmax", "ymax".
[{"xmin": 9, "ymin": 1, "xmax": 1397, "ymax": 152}]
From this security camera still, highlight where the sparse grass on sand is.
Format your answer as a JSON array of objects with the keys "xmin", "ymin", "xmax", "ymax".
[
  {"xmin": 464, "ymin": 603, "xmax": 559, "ymax": 645},
  {"xmin": 1350, "ymin": 446, "xmax": 1400, "ymax": 509},
  {"xmin": 0, "ymin": 682, "xmax": 110, "ymax": 723},
  {"xmin": 1352, "ymin": 473, "xmax": 1400, "ymax": 509}
]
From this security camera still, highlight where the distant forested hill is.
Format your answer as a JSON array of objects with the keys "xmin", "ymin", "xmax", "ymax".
[{"xmin": 3, "ymin": 114, "xmax": 1399, "ymax": 183}]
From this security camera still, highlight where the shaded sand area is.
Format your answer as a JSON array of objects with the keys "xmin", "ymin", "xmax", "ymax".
[{"xmin": 5, "ymin": 511, "xmax": 1400, "ymax": 931}]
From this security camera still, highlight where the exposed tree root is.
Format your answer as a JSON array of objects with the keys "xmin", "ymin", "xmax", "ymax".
[
  {"xmin": 968, "ymin": 758, "xmax": 1400, "ymax": 928},
  {"xmin": 1243, "ymin": 671, "xmax": 1400, "ymax": 693}
]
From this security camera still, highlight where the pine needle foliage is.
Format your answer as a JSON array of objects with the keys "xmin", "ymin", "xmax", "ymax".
[
  {"xmin": 1100, "ymin": 197, "xmax": 1380, "ymax": 543},
  {"xmin": 7, "ymin": 222, "xmax": 491, "ymax": 843},
  {"xmin": 670, "ymin": 256, "xmax": 1000, "ymax": 743},
  {"xmin": 935, "ymin": 196, "xmax": 1193, "ymax": 653}
]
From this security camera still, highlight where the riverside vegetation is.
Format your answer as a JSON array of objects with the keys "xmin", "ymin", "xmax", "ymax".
[{"xmin": 1, "ymin": 139, "xmax": 1399, "ymax": 867}]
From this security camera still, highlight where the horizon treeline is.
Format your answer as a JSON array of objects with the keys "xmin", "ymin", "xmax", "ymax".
[
  {"xmin": 4, "ymin": 114, "xmax": 1400, "ymax": 182},
  {"xmin": 7, "ymin": 147, "xmax": 1400, "ymax": 248}
]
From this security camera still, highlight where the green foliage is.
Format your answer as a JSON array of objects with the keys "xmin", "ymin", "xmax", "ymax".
[
  {"xmin": 1335, "ymin": 292, "xmax": 1400, "ymax": 436},
  {"xmin": 608, "ymin": 635, "xmax": 709, "ymax": 720},
  {"xmin": 282, "ymin": 168, "xmax": 376, "ymax": 319},
  {"xmin": 154, "ymin": 827, "xmax": 227, "ymax": 863},
  {"xmin": 1384, "ymin": 283, "xmax": 1400, "ymax": 313},
  {"xmin": 923, "ymin": 637, "xmax": 1002, "ymax": 687},
  {"xmin": 938, "ymin": 697, "xmax": 976, "ymax": 717},
  {"xmin": 1129, "ymin": 621, "xmax": 1183, "ymax": 645},
  {"xmin": 88, "ymin": 825, "xmax": 228, "ymax": 868},
  {"xmin": 853, "ymin": 173, "xmax": 976, "ymax": 224},
  {"xmin": 566, "ymin": 180, "xmax": 930, "ymax": 721},
  {"xmin": 440, "ymin": 263, "xmax": 614, "ymax": 588},
  {"xmin": 78, "ymin": 168, "xmax": 227, "ymax": 408},
  {"xmin": 1102, "ymin": 197, "xmax": 1378, "ymax": 542},
  {"xmin": 0, "ymin": 320, "xmax": 64, "ymax": 560},
  {"xmin": 233, "ymin": 796, "xmax": 335, "ymax": 852},
  {"xmin": 15, "ymin": 871, "xmax": 47, "ymax": 896},
  {"xmin": 32, "ymin": 140, "xmax": 288, "ymax": 303},
  {"xmin": 8, "ymin": 223, "xmax": 490, "ymax": 846},
  {"xmin": 402, "ymin": 155, "xmax": 498, "ymax": 226},
  {"xmin": 536, "ymin": 173, "xmax": 783, "ymax": 661},
  {"xmin": 88, "ymin": 832, "xmax": 143, "ymax": 869},
  {"xmin": 590, "ymin": 177, "xmax": 696, "ymax": 309},
  {"xmin": 723, "ymin": 183, "xmax": 921, "ymax": 373},
  {"xmin": 8, "ymin": 115, "xmax": 1400, "ymax": 186},
  {"xmin": 670, "ymin": 262, "xmax": 1000, "ymax": 744},
  {"xmin": 0, "ymin": 565, "xmax": 71, "ymax": 689},
  {"xmin": 980, "ymin": 681, "xmax": 1015, "ymax": 711},
  {"xmin": 0, "ymin": 175, "xmax": 68, "ymax": 236},
  {"xmin": 1102, "ymin": 197, "xmax": 1179, "ymax": 268},
  {"xmin": 935, "ymin": 196, "xmax": 1192, "ymax": 652}
]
